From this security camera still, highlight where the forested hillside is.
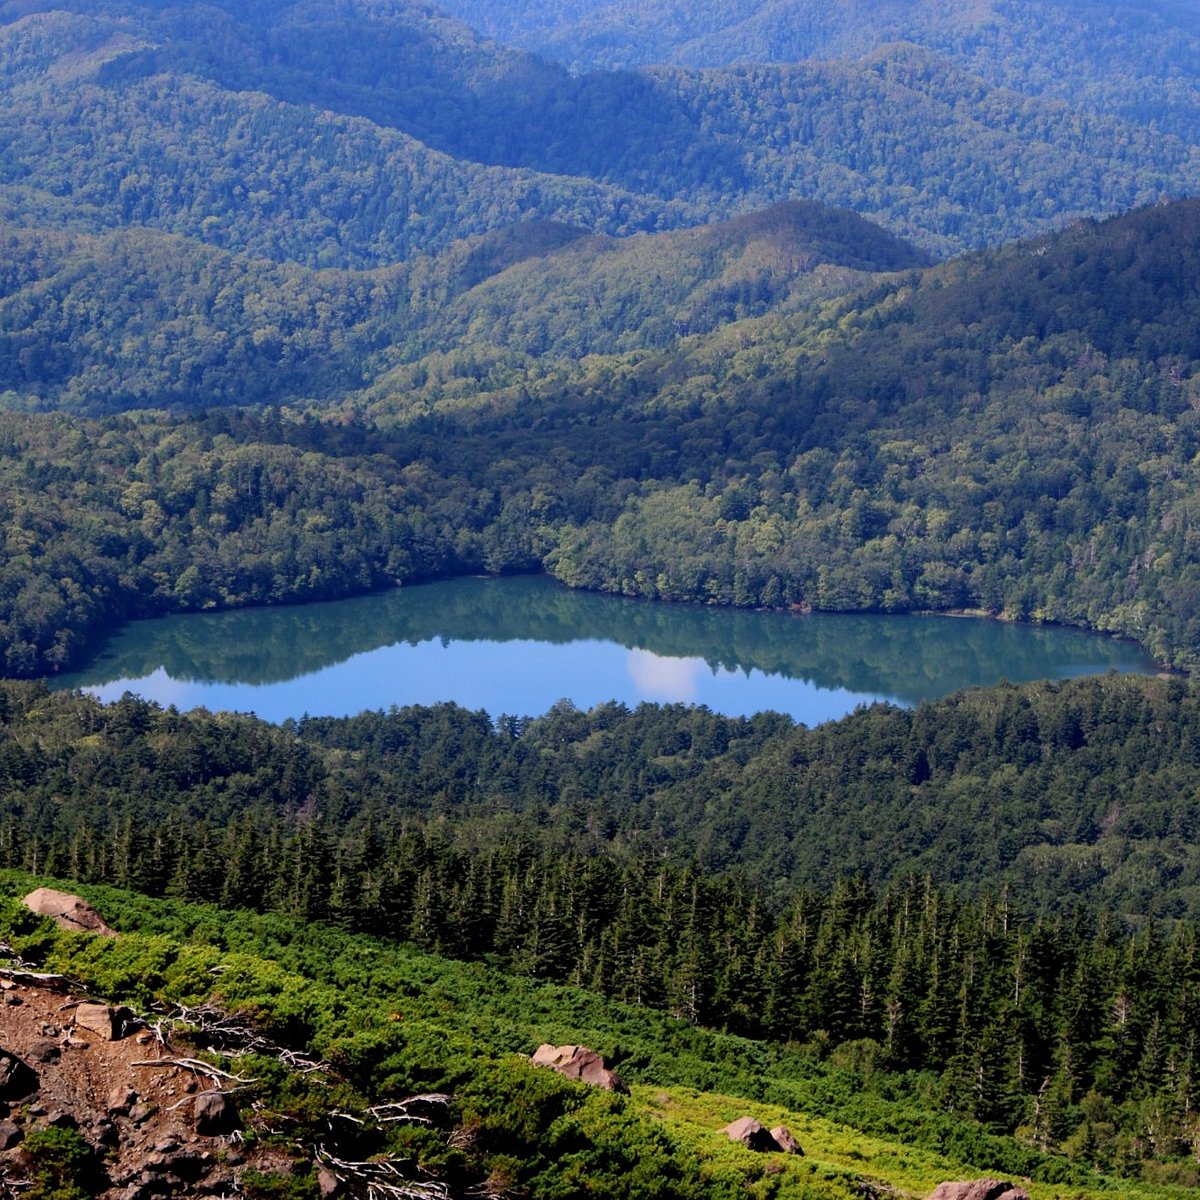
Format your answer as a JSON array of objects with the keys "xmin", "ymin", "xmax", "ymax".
[
  {"xmin": 5, "ymin": 674, "xmax": 1200, "ymax": 1189},
  {"xmin": 6, "ymin": 0, "xmax": 1200, "ymax": 1196},
  {"xmin": 0, "ymin": 8, "xmax": 686, "ymax": 267},
  {"xmin": 0, "ymin": 203, "xmax": 927, "ymax": 412},
  {"xmin": 6, "ymin": 201, "xmax": 1198, "ymax": 677},
  {"xmin": 6, "ymin": 871, "xmax": 1197, "ymax": 1200},
  {"xmin": 9, "ymin": 672, "xmax": 1200, "ymax": 918},
  {"xmin": 2, "ymin": 0, "xmax": 1198, "ymax": 261},
  {"xmin": 441, "ymin": 0, "xmax": 1200, "ymax": 138},
  {"xmin": 366, "ymin": 199, "xmax": 1200, "ymax": 667}
]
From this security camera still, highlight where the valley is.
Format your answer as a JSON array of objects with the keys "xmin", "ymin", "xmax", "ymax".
[{"xmin": 2, "ymin": 0, "xmax": 1200, "ymax": 1195}]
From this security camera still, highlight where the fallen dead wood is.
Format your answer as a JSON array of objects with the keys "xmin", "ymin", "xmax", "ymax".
[
  {"xmin": 0, "ymin": 967, "xmax": 75, "ymax": 992},
  {"xmin": 132, "ymin": 1056, "xmax": 258, "ymax": 1087},
  {"xmin": 162, "ymin": 1002, "xmax": 330, "ymax": 1076},
  {"xmin": 368, "ymin": 1095, "xmax": 452, "ymax": 1125},
  {"xmin": 316, "ymin": 1148, "xmax": 451, "ymax": 1200},
  {"xmin": 329, "ymin": 1094, "xmax": 453, "ymax": 1130}
]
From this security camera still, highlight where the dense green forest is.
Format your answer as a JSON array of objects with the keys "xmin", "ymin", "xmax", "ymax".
[
  {"xmin": 5, "ymin": 674, "xmax": 1200, "ymax": 1189},
  {"xmin": 5, "ymin": 672, "xmax": 1200, "ymax": 921},
  {"xmin": 3, "ymin": 0, "xmax": 1199, "ymax": 260},
  {"xmin": 0, "ymin": 203, "xmax": 926, "ymax": 412},
  {"xmin": 5, "ymin": 872, "xmax": 1193, "ymax": 1200},
  {"xmin": 5, "ymin": 1, "xmax": 1200, "ymax": 1193}
]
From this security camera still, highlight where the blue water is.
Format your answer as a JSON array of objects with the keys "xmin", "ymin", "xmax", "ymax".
[{"xmin": 53, "ymin": 576, "xmax": 1160, "ymax": 724}]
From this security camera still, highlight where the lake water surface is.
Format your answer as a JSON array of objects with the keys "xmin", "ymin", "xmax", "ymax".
[{"xmin": 52, "ymin": 576, "xmax": 1160, "ymax": 724}]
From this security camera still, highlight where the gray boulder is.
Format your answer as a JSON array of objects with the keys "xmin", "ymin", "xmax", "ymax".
[
  {"xmin": 0, "ymin": 1051, "xmax": 37, "ymax": 1100},
  {"xmin": 192, "ymin": 1091, "xmax": 239, "ymax": 1136},
  {"xmin": 22, "ymin": 888, "xmax": 117, "ymax": 936},
  {"xmin": 0, "ymin": 1118, "xmax": 22, "ymax": 1149}
]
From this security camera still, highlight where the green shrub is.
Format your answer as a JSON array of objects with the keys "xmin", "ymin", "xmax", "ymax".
[{"xmin": 23, "ymin": 1125, "xmax": 97, "ymax": 1200}]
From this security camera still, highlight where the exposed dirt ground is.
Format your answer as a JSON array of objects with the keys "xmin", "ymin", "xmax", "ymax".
[{"xmin": 0, "ymin": 971, "xmax": 271, "ymax": 1197}]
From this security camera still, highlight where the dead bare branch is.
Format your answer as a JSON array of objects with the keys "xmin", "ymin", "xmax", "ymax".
[
  {"xmin": 367, "ymin": 1095, "xmax": 452, "ymax": 1126},
  {"xmin": 464, "ymin": 1183, "xmax": 516, "ymax": 1200},
  {"xmin": 0, "ymin": 1168, "xmax": 31, "ymax": 1197},
  {"xmin": 161, "ymin": 1002, "xmax": 330, "ymax": 1076},
  {"xmin": 132, "ymin": 1057, "xmax": 257, "ymax": 1086},
  {"xmin": 316, "ymin": 1149, "xmax": 451, "ymax": 1200},
  {"xmin": 0, "ymin": 943, "xmax": 36, "ymax": 971},
  {"xmin": 448, "ymin": 1124, "xmax": 478, "ymax": 1151},
  {"xmin": 0, "ymin": 968, "xmax": 74, "ymax": 992}
]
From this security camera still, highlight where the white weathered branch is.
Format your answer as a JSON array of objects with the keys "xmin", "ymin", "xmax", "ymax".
[
  {"xmin": 316, "ymin": 1149, "xmax": 450, "ymax": 1200},
  {"xmin": 132, "ymin": 1057, "xmax": 257, "ymax": 1086},
  {"xmin": 0, "ymin": 968, "xmax": 74, "ymax": 991},
  {"xmin": 367, "ymin": 1094, "xmax": 452, "ymax": 1125},
  {"xmin": 162, "ymin": 1003, "xmax": 329, "ymax": 1076}
]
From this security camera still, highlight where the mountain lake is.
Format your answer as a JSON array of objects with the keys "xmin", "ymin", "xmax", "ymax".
[{"xmin": 51, "ymin": 575, "xmax": 1161, "ymax": 724}]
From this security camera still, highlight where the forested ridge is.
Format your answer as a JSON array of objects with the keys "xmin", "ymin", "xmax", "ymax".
[
  {"xmin": 437, "ymin": 0, "xmax": 1200, "ymax": 140},
  {"xmin": 370, "ymin": 199, "xmax": 1200, "ymax": 668},
  {"xmin": 3, "ymin": 0, "xmax": 1199, "ymax": 262},
  {"xmin": 9, "ymin": 672, "xmax": 1200, "ymax": 920},
  {"xmin": 0, "ymin": 202, "xmax": 926, "ymax": 413}
]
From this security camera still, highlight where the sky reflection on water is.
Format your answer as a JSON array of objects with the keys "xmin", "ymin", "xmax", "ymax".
[{"xmin": 56, "ymin": 576, "xmax": 1156, "ymax": 724}]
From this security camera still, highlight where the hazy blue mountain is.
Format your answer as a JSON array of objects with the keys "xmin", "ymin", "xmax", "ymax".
[
  {"xmin": 438, "ymin": 0, "xmax": 1200, "ymax": 138},
  {"xmin": 3, "ymin": 0, "xmax": 1199, "ymax": 263}
]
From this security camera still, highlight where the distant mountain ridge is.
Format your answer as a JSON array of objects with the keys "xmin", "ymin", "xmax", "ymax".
[
  {"xmin": 0, "ymin": 200, "xmax": 926, "ymax": 412},
  {"xmin": 439, "ymin": 0, "xmax": 1200, "ymax": 137},
  {"xmin": 3, "ymin": 0, "xmax": 1199, "ymax": 263}
]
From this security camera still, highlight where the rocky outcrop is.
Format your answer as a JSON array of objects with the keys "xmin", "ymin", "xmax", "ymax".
[
  {"xmin": 74, "ymin": 1003, "xmax": 135, "ymax": 1041},
  {"xmin": 0, "ymin": 978, "xmax": 302, "ymax": 1197},
  {"xmin": 192, "ymin": 1090, "xmax": 240, "ymax": 1136},
  {"xmin": 929, "ymin": 1182, "xmax": 1030, "ymax": 1200},
  {"xmin": 530, "ymin": 1044, "xmax": 629, "ymax": 1093},
  {"xmin": 22, "ymin": 889, "xmax": 118, "ymax": 937},
  {"xmin": 720, "ymin": 1116, "xmax": 783, "ymax": 1151},
  {"xmin": 0, "ymin": 1049, "xmax": 38, "ymax": 1099},
  {"xmin": 770, "ymin": 1125, "xmax": 803, "ymax": 1154}
]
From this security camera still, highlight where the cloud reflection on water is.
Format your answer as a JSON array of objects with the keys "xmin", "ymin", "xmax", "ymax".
[{"xmin": 626, "ymin": 648, "xmax": 705, "ymax": 702}]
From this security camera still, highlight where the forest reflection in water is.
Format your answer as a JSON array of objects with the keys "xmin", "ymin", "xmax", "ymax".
[{"xmin": 53, "ymin": 575, "xmax": 1160, "ymax": 723}]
